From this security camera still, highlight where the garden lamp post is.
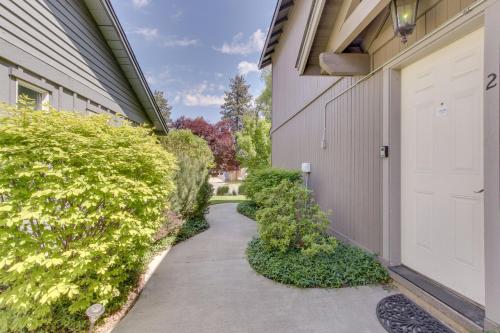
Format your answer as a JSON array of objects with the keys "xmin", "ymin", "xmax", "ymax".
[
  {"xmin": 86, "ymin": 303, "xmax": 105, "ymax": 333},
  {"xmin": 391, "ymin": 0, "xmax": 419, "ymax": 43}
]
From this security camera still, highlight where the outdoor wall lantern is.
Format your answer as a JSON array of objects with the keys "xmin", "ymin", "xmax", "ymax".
[{"xmin": 391, "ymin": 0, "xmax": 419, "ymax": 43}]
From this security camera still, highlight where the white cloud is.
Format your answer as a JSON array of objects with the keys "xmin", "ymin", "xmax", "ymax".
[
  {"xmin": 163, "ymin": 37, "xmax": 199, "ymax": 47},
  {"xmin": 177, "ymin": 82, "xmax": 225, "ymax": 107},
  {"xmin": 131, "ymin": 27, "xmax": 159, "ymax": 41},
  {"xmin": 129, "ymin": 27, "xmax": 198, "ymax": 47},
  {"xmin": 132, "ymin": 0, "xmax": 150, "ymax": 8},
  {"xmin": 215, "ymin": 29, "xmax": 266, "ymax": 55},
  {"xmin": 238, "ymin": 61, "xmax": 259, "ymax": 76}
]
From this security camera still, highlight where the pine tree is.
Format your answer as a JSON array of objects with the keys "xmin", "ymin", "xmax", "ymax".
[
  {"xmin": 220, "ymin": 75, "xmax": 253, "ymax": 132},
  {"xmin": 153, "ymin": 90, "xmax": 172, "ymax": 126}
]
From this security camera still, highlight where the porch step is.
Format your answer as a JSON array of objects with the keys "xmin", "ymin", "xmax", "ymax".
[{"xmin": 389, "ymin": 265, "xmax": 484, "ymax": 333}]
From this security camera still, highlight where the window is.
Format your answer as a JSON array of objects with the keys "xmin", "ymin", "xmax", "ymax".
[{"xmin": 16, "ymin": 81, "xmax": 49, "ymax": 110}]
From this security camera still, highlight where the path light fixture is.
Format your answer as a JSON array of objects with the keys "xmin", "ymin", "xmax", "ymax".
[
  {"xmin": 86, "ymin": 303, "xmax": 105, "ymax": 333},
  {"xmin": 391, "ymin": 0, "xmax": 419, "ymax": 43}
]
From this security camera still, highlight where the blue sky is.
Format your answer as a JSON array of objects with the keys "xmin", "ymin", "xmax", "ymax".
[{"xmin": 111, "ymin": 0, "xmax": 275, "ymax": 123}]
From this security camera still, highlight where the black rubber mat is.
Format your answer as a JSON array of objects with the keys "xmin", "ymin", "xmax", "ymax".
[{"xmin": 376, "ymin": 294, "xmax": 455, "ymax": 333}]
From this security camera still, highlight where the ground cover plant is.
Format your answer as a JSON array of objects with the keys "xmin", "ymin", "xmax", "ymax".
[
  {"xmin": 247, "ymin": 238, "xmax": 390, "ymax": 288},
  {"xmin": 0, "ymin": 103, "xmax": 176, "ymax": 332},
  {"xmin": 236, "ymin": 200, "xmax": 258, "ymax": 220}
]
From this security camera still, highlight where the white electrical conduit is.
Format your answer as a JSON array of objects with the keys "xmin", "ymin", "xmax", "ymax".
[{"xmin": 320, "ymin": 0, "xmax": 485, "ymax": 149}]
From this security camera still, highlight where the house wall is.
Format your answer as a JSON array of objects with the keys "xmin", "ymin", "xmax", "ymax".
[
  {"xmin": 0, "ymin": 0, "xmax": 149, "ymax": 124},
  {"xmin": 272, "ymin": 0, "xmax": 338, "ymax": 129},
  {"xmin": 272, "ymin": 73, "xmax": 384, "ymax": 254}
]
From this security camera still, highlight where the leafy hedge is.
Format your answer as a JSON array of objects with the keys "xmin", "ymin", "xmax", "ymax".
[
  {"xmin": 247, "ymin": 238, "xmax": 390, "ymax": 288},
  {"xmin": 160, "ymin": 130, "xmax": 213, "ymax": 219},
  {"xmin": 216, "ymin": 185, "xmax": 230, "ymax": 195},
  {"xmin": 0, "ymin": 104, "xmax": 176, "ymax": 332},
  {"xmin": 242, "ymin": 168, "xmax": 302, "ymax": 202}
]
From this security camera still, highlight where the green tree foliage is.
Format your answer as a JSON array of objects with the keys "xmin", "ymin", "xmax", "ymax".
[
  {"xmin": 220, "ymin": 75, "xmax": 253, "ymax": 132},
  {"xmin": 0, "ymin": 103, "xmax": 176, "ymax": 332},
  {"xmin": 255, "ymin": 181, "xmax": 337, "ymax": 256},
  {"xmin": 236, "ymin": 115, "xmax": 271, "ymax": 172},
  {"xmin": 160, "ymin": 130, "xmax": 214, "ymax": 219},
  {"xmin": 242, "ymin": 168, "xmax": 302, "ymax": 202},
  {"xmin": 255, "ymin": 69, "xmax": 272, "ymax": 121},
  {"xmin": 154, "ymin": 90, "xmax": 173, "ymax": 126}
]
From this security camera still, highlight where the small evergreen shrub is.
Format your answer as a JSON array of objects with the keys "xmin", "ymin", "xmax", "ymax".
[
  {"xmin": 192, "ymin": 175, "xmax": 213, "ymax": 218},
  {"xmin": 232, "ymin": 189, "xmax": 237, "ymax": 196},
  {"xmin": 243, "ymin": 168, "xmax": 302, "ymax": 202},
  {"xmin": 237, "ymin": 183, "xmax": 246, "ymax": 195},
  {"xmin": 0, "ymin": 104, "xmax": 176, "ymax": 332},
  {"xmin": 160, "ymin": 130, "xmax": 214, "ymax": 219},
  {"xmin": 216, "ymin": 185, "xmax": 230, "ymax": 195},
  {"xmin": 247, "ymin": 238, "xmax": 390, "ymax": 288},
  {"xmin": 255, "ymin": 181, "xmax": 337, "ymax": 256},
  {"xmin": 237, "ymin": 201, "xmax": 258, "ymax": 220}
]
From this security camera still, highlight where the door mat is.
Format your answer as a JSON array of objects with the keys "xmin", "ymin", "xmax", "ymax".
[{"xmin": 376, "ymin": 294, "xmax": 455, "ymax": 333}]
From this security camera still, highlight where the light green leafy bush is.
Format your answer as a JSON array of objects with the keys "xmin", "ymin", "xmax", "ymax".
[
  {"xmin": 160, "ymin": 130, "xmax": 213, "ymax": 219},
  {"xmin": 0, "ymin": 103, "xmax": 176, "ymax": 332},
  {"xmin": 235, "ymin": 115, "xmax": 271, "ymax": 172},
  {"xmin": 255, "ymin": 180, "xmax": 337, "ymax": 256},
  {"xmin": 242, "ymin": 168, "xmax": 302, "ymax": 202}
]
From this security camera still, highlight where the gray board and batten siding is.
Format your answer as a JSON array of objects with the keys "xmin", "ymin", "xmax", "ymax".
[{"xmin": 0, "ymin": 0, "xmax": 150, "ymax": 124}]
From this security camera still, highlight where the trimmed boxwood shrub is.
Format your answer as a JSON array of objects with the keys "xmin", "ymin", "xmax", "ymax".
[
  {"xmin": 242, "ymin": 168, "xmax": 302, "ymax": 202},
  {"xmin": 216, "ymin": 185, "xmax": 230, "ymax": 195},
  {"xmin": 0, "ymin": 103, "xmax": 176, "ymax": 332},
  {"xmin": 247, "ymin": 238, "xmax": 390, "ymax": 288},
  {"xmin": 160, "ymin": 130, "xmax": 214, "ymax": 219}
]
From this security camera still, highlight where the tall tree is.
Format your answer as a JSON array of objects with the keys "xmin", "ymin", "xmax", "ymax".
[
  {"xmin": 236, "ymin": 115, "xmax": 271, "ymax": 171},
  {"xmin": 220, "ymin": 75, "xmax": 253, "ymax": 132},
  {"xmin": 153, "ymin": 90, "xmax": 172, "ymax": 126},
  {"xmin": 255, "ymin": 69, "xmax": 272, "ymax": 121},
  {"xmin": 172, "ymin": 116, "xmax": 239, "ymax": 173}
]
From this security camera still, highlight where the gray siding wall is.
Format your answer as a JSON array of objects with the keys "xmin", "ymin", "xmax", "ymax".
[
  {"xmin": 0, "ymin": 0, "xmax": 148, "ymax": 124},
  {"xmin": 272, "ymin": 0, "xmax": 338, "ymax": 129},
  {"xmin": 272, "ymin": 73, "xmax": 383, "ymax": 254}
]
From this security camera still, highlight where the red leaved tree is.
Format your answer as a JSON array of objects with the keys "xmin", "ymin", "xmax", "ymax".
[{"xmin": 172, "ymin": 116, "xmax": 239, "ymax": 174}]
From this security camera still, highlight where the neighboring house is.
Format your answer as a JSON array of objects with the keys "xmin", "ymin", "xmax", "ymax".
[
  {"xmin": 260, "ymin": 0, "xmax": 499, "ymax": 331},
  {"xmin": 0, "ymin": 0, "xmax": 167, "ymax": 133}
]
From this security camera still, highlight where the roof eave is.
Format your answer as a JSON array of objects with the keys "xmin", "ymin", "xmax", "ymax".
[
  {"xmin": 258, "ymin": 0, "xmax": 295, "ymax": 69},
  {"xmin": 83, "ymin": 0, "xmax": 168, "ymax": 133}
]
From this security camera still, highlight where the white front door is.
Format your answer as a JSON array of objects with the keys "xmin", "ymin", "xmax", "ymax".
[{"xmin": 401, "ymin": 28, "xmax": 485, "ymax": 305}]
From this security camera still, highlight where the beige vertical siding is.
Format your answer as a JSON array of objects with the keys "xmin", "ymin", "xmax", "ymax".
[
  {"xmin": 272, "ymin": 0, "xmax": 338, "ymax": 129},
  {"xmin": 272, "ymin": 71, "xmax": 383, "ymax": 254}
]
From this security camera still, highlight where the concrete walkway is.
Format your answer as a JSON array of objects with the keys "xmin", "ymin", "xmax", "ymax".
[{"xmin": 113, "ymin": 203, "xmax": 393, "ymax": 333}]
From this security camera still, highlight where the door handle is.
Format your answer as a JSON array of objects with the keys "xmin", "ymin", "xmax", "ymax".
[{"xmin": 474, "ymin": 189, "xmax": 484, "ymax": 194}]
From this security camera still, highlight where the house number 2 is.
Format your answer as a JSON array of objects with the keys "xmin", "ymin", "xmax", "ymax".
[{"xmin": 486, "ymin": 73, "xmax": 497, "ymax": 90}]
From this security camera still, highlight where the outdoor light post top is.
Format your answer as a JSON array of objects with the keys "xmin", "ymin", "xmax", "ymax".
[{"xmin": 86, "ymin": 303, "xmax": 105, "ymax": 323}]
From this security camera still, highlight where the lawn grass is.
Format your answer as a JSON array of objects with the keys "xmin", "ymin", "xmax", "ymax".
[
  {"xmin": 209, "ymin": 195, "xmax": 249, "ymax": 204},
  {"xmin": 247, "ymin": 237, "xmax": 390, "ymax": 288}
]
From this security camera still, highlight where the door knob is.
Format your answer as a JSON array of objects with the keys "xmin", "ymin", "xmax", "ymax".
[{"xmin": 474, "ymin": 189, "xmax": 484, "ymax": 194}]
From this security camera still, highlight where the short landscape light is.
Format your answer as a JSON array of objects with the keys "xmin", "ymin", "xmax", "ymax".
[
  {"xmin": 390, "ymin": 0, "xmax": 419, "ymax": 43},
  {"xmin": 86, "ymin": 303, "xmax": 105, "ymax": 333}
]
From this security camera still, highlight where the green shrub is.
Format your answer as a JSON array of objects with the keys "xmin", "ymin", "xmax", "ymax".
[
  {"xmin": 243, "ymin": 168, "xmax": 302, "ymax": 202},
  {"xmin": 247, "ymin": 238, "xmax": 390, "ymax": 288},
  {"xmin": 174, "ymin": 217, "xmax": 209, "ymax": 244},
  {"xmin": 255, "ymin": 180, "xmax": 337, "ymax": 256},
  {"xmin": 237, "ymin": 201, "xmax": 258, "ymax": 220},
  {"xmin": 237, "ymin": 183, "xmax": 246, "ymax": 195},
  {"xmin": 216, "ymin": 185, "xmax": 229, "ymax": 195},
  {"xmin": 0, "ymin": 104, "xmax": 176, "ymax": 332},
  {"xmin": 191, "ymin": 175, "xmax": 213, "ymax": 219},
  {"xmin": 160, "ymin": 130, "xmax": 213, "ymax": 219}
]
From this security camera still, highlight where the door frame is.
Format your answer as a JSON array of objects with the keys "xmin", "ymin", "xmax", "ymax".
[{"xmin": 381, "ymin": 0, "xmax": 500, "ymax": 328}]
